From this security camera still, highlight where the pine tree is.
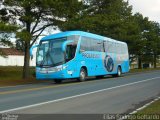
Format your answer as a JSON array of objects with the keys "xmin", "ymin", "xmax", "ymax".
[
  {"xmin": 143, "ymin": 22, "xmax": 160, "ymax": 68},
  {"xmin": 60, "ymin": 0, "xmax": 160, "ymax": 68}
]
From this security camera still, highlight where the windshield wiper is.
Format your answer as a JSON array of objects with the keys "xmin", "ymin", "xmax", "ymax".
[
  {"xmin": 39, "ymin": 50, "xmax": 55, "ymax": 67},
  {"xmin": 39, "ymin": 51, "xmax": 48, "ymax": 67}
]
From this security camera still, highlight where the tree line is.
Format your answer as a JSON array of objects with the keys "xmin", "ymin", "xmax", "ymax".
[{"xmin": 0, "ymin": 0, "xmax": 160, "ymax": 79}]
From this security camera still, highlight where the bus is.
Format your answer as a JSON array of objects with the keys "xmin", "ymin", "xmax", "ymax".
[{"xmin": 30, "ymin": 31, "xmax": 129, "ymax": 83}]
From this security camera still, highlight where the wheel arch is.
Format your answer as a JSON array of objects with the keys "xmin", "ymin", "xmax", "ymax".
[
  {"xmin": 117, "ymin": 65, "xmax": 122, "ymax": 72},
  {"xmin": 81, "ymin": 66, "xmax": 88, "ymax": 76}
]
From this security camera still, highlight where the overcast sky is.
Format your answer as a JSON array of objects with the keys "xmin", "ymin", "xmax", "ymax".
[{"xmin": 128, "ymin": 0, "xmax": 160, "ymax": 23}]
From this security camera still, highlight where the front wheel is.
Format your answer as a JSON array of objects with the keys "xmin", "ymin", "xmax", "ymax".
[{"xmin": 78, "ymin": 68, "xmax": 87, "ymax": 82}]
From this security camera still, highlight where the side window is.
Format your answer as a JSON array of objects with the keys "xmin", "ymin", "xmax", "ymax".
[
  {"xmin": 90, "ymin": 39, "xmax": 97, "ymax": 51},
  {"xmin": 80, "ymin": 37, "xmax": 86, "ymax": 51},
  {"xmin": 107, "ymin": 41, "xmax": 114, "ymax": 53},
  {"xmin": 67, "ymin": 35, "xmax": 80, "ymax": 43},
  {"xmin": 95, "ymin": 40, "xmax": 103, "ymax": 52},
  {"xmin": 80, "ymin": 37, "xmax": 91, "ymax": 51},
  {"xmin": 90, "ymin": 39, "xmax": 95, "ymax": 51},
  {"xmin": 105, "ymin": 41, "xmax": 128, "ymax": 54},
  {"xmin": 104, "ymin": 41, "xmax": 110, "ymax": 53},
  {"xmin": 89, "ymin": 38, "xmax": 103, "ymax": 52},
  {"xmin": 80, "ymin": 37, "xmax": 103, "ymax": 52}
]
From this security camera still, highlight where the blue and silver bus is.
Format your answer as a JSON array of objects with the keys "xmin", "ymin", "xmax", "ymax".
[{"xmin": 30, "ymin": 31, "xmax": 129, "ymax": 83}]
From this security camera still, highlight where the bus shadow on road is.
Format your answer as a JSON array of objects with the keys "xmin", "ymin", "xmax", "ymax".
[{"xmin": 49, "ymin": 75, "xmax": 125, "ymax": 86}]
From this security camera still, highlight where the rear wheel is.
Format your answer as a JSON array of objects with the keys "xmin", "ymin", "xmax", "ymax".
[
  {"xmin": 78, "ymin": 68, "xmax": 87, "ymax": 82},
  {"xmin": 116, "ymin": 66, "xmax": 122, "ymax": 77},
  {"xmin": 112, "ymin": 66, "xmax": 122, "ymax": 77}
]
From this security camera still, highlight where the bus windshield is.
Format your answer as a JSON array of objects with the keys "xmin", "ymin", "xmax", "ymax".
[{"xmin": 36, "ymin": 38, "xmax": 66, "ymax": 67}]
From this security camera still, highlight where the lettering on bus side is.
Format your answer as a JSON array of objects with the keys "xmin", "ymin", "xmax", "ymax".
[
  {"xmin": 82, "ymin": 53, "xmax": 100, "ymax": 58},
  {"xmin": 104, "ymin": 55, "xmax": 114, "ymax": 72}
]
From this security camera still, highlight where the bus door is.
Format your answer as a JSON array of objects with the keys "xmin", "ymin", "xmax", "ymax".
[{"xmin": 63, "ymin": 41, "xmax": 78, "ymax": 78}]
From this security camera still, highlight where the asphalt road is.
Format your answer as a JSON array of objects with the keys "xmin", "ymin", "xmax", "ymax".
[{"xmin": 0, "ymin": 70, "xmax": 160, "ymax": 118}]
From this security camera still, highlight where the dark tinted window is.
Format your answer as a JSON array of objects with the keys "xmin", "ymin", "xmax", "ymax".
[{"xmin": 80, "ymin": 36, "xmax": 103, "ymax": 52}]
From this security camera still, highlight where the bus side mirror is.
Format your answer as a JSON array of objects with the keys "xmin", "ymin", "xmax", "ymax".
[{"xmin": 30, "ymin": 44, "xmax": 39, "ymax": 60}]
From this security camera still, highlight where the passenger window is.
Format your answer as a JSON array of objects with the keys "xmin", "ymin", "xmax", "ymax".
[{"xmin": 81, "ymin": 37, "xmax": 104, "ymax": 52}]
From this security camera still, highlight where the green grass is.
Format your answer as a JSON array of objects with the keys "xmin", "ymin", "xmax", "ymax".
[
  {"xmin": 0, "ymin": 66, "xmax": 23, "ymax": 80},
  {"xmin": 0, "ymin": 66, "xmax": 35, "ymax": 80},
  {"xmin": 128, "ymin": 100, "xmax": 160, "ymax": 120},
  {"xmin": 137, "ymin": 100, "xmax": 160, "ymax": 114},
  {"xmin": 0, "ymin": 66, "xmax": 43, "ymax": 86}
]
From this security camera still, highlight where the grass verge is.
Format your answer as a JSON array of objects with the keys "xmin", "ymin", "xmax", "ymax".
[
  {"xmin": 136, "ymin": 99, "xmax": 160, "ymax": 114},
  {"xmin": 0, "ymin": 66, "xmax": 44, "ymax": 87},
  {"xmin": 128, "ymin": 99, "xmax": 160, "ymax": 120},
  {"xmin": 130, "ymin": 67, "xmax": 160, "ymax": 73}
]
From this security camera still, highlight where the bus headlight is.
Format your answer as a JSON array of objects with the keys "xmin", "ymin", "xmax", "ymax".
[
  {"xmin": 56, "ymin": 65, "xmax": 68, "ymax": 72},
  {"xmin": 63, "ymin": 65, "xmax": 68, "ymax": 69},
  {"xmin": 56, "ymin": 65, "xmax": 63, "ymax": 72},
  {"xmin": 67, "ymin": 70, "xmax": 73, "ymax": 74},
  {"xmin": 56, "ymin": 67, "xmax": 63, "ymax": 72},
  {"xmin": 38, "ymin": 65, "xmax": 68, "ymax": 73}
]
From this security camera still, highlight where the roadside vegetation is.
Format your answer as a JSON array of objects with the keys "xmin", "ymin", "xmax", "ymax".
[
  {"xmin": 0, "ymin": 66, "xmax": 43, "ymax": 87},
  {"xmin": 0, "ymin": 66, "xmax": 160, "ymax": 87},
  {"xmin": 130, "ymin": 67, "xmax": 160, "ymax": 73},
  {"xmin": 128, "ymin": 99, "xmax": 160, "ymax": 120},
  {"xmin": 136, "ymin": 100, "xmax": 160, "ymax": 114}
]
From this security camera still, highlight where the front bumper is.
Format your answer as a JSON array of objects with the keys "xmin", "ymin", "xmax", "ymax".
[
  {"xmin": 36, "ymin": 66, "xmax": 76, "ymax": 80},
  {"xmin": 36, "ymin": 70, "xmax": 66, "ymax": 80}
]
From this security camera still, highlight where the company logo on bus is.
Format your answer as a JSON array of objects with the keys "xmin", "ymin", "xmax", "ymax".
[{"xmin": 104, "ymin": 55, "xmax": 114, "ymax": 72}]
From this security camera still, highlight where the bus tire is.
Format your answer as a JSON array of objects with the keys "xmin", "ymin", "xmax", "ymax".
[
  {"xmin": 112, "ymin": 66, "xmax": 122, "ymax": 77},
  {"xmin": 78, "ymin": 68, "xmax": 87, "ymax": 82},
  {"xmin": 116, "ymin": 66, "xmax": 122, "ymax": 77},
  {"xmin": 54, "ymin": 79, "xmax": 62, "ymax": 84}
]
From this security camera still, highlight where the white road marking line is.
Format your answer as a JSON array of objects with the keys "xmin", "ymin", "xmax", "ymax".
[
  {"xmin": 130, "ymin": 96, "xmax": 160, "ymax": 114},
  {"xmin": 118, "ymin": 96, "xmax": 160, "ymax": 120},
  {"xmin": 0, "ymin": 76, "xmax": 160, "ymax": 113}
]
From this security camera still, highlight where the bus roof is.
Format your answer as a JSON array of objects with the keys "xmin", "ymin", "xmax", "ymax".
[{"xmin": 41, "ymin": 31, "xmax": 126, "ymax": 44}]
